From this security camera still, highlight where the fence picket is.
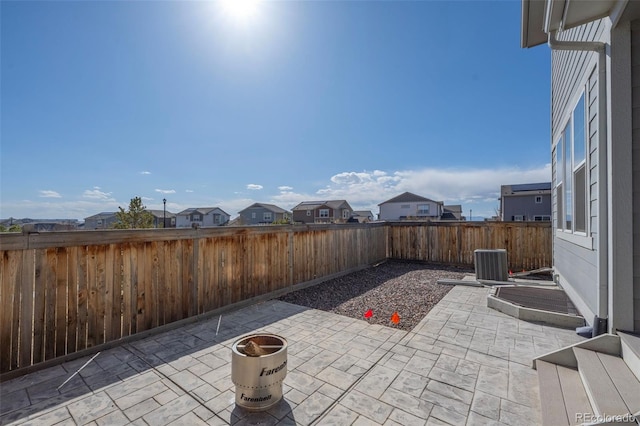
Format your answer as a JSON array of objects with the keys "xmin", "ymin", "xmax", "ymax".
[{"xmin": 0, "ymin": 222, "xmax": 549, "ymax": 377}]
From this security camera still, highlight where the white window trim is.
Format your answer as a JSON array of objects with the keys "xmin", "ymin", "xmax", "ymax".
[
  {"xmin": 556, "ymin": 229, "xmax": 594, "ymax": 250},
  {"xmin": 553, "ymin": 84, "xmax": 589, "ymax": 236}
]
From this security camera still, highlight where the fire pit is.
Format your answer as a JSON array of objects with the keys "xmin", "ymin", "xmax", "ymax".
[{"xmin": 231, "ymin": 334, "xmax": 288, "ymax": 411}]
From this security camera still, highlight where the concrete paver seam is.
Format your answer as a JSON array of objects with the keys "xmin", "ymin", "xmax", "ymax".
[
  {"xmin": 308, "ymin": 329, "xmax": 412, "ymax": 426},
  {"xmin": 122, "ymin": 343, "xmax": 228, "ymax": 425}
]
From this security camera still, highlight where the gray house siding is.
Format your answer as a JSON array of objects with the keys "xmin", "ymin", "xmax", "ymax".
[
  {"xmin": 550, "ymin": 20, "xmax": 608, "ymax": 326},
  {"xmin": 523, "ymin": 1, "xmax": 639, "ymax": 333},
  {"xmin": 239, "ymin": 205, "xmax": 288, "ymax": 225},
  {"xmin": 552, "ymin": 20, "xmax": 606, "ymax": 130},
  {"xmin": 502, "ymin": 194, "xmax": 551, "ymax": 221},
  {"xmin": 633, "ymin": 19, "xmax": 640, "ymax": 331},
  {"xmin": 84, "ymin": 213, "xmax": 118, "ymax": 229},
  {"xmin": 241, "ymin": 206, "xmax": 273, "ymax": 225},
  {"xmin": 554, "ymin": 237, "xmax": 599, "ymax": 323}
]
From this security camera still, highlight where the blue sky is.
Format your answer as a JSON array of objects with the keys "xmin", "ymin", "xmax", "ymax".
[{"xmin": 1, "ymin": 0, "xmax": 551, "ymax": 221}]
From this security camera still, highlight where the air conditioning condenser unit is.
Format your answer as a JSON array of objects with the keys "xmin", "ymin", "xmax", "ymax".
[{"xmin": 474, "ymin": 249, "xmax": 509, "ymax": 281}]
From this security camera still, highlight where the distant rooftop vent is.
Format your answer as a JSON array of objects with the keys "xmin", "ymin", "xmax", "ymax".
[{"xmin": 474, "ymin": 249, "xmax": 509, "ymax": 281}]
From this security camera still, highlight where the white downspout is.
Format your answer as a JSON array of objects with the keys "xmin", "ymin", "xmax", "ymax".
[{"xmin": 547, "ymin": 31, "xmax": 609, "ymax": 331}]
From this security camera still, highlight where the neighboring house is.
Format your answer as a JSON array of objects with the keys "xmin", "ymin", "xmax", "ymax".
[
  {"xmin": 521, "ymin": 0, "xmax": 639, "ymax": 333},
  {"xmin": 19, "ymin": 220, "xmax": 79, "ymax": 232},
  {"xmin": 349, "ymin": 210, "xmax": 375, "ymax": 223},
  {"xmin": 1, "ymin": 218, "xmax": 79, "ymax": 231},
  {"xmin": 499, "ymin": 182, "xmax": 552, "ymax": 222},
  {"xmin": 147, "ymin": 210, "xmax": 176, "ymax": 228},
  {"xmin": 176, "ymin": 207, "xmax": 230, "ymax": 228},
  {"xmin": 441, "ymin": 205, "xmax": 463, "ymax": 221},
  {"xmin": 84, "ymin": 212, "xmax": 118, "ymax": 229},
  {"xmin": 291, "ymin": 200, "xmax": 353, "ymax": 224},
  {"xmin": 378, "ymin": 192, "xmax": 444, "ymax": 221},
  {"xmin": 238, "ymin": 203, "xmax": 291, "ymax": 225}
]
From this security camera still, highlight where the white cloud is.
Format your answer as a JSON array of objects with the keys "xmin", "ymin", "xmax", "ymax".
[
  {"xmin": 39, "ymin": 190, "xmax": 62, "ymax": 198},
  {"xmin": 213, "ymin": 198, "xmax": 257, "ymax": 218},
  {"xmin": 308, "ymin": 165, "xmax": 551, "ymax": 219},
  {"xmin": 185, "ymin": 189, "xmax": 194, "ymax": 193},
  {"xmin": 140, "ymin": 171, "xmax": 151, "ymax": 175},
  {"xmin": 82, "ymin": 188, "xmax": 113, "ymax": 200},
  {"xmin": 4, "ymin": 164, "xmax": 551, "ymax": 222},
  {"xmin": 247, "ymin": 184, "xmax": 263, "ymax": 190},
  {"xmin": 155, "ymin": 189, "xmax": 176, "ymax": 194}
]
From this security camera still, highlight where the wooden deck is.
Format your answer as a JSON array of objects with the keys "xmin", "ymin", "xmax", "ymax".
[{"xmin": 537, "ymin": 333, "xmax": 640, "ymax": 425}]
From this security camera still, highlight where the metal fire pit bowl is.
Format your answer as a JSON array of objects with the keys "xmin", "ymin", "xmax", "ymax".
[{"xmin": 231, "ymin": 334, "xmax": 288, "ymax": 411}]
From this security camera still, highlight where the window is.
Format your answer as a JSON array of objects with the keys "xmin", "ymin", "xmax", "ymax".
[
  {"xmin": 535, "ymin": 196, "xmax": 542, "ymax": 204},
  {"xmin": 342, "ymin": 209, "xmax": 349, "ymax": 219},
  {"xmin": 306, "ymin": 210, "xmax": 311, "ymax": 216},
  {"xmin": 251, "ymin": 212, "xmax": 256, "ymax": 219},
  {"xmin": 192, "ymin": 214, "xmax": 201, "ymax": 221},
  {"xmin": 263, "ymin": 212, "xmax": 272, "ymax": 222},
  {"xmin": 514, "ymin": 215, "xmax": 524, "ymax": 222},
  {"xmin": 417, "ymin": 204, "xmax": 429, "ymax": 215},
  {"xmin": 319, "ymin": 209, "xmax": 329, "ymax": 218},
  {"xmin": 555, "ymin": 93, "xmax": 587, "ymax": 234},
  {"xmin": 534, "ymin": 215, "xmax": 551, "ymax": 221},
  {"xmin": 555, "ymin": 141, "xmax": 563, "ymax": 228}
]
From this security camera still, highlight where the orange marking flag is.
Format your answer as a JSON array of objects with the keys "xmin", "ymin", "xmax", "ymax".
[
  {"xmin": 364, "ymin": 309, "xmax": 373, "ymax": 319},
  {"xmin": 390, "ymin": 312, "xmax": 400, "ymax": 324}
]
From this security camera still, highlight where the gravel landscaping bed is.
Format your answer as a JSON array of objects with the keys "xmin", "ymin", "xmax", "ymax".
[{"xmin": 278, "ymin": 260, "xmax": 473, "ymax": 331}]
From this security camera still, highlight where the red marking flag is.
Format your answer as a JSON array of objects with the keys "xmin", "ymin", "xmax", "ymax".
[
  {"xmin": 390, "ymin": 312, "xmax": 400, "ymax": 324},
  {"xmin": 364, "ymin": 309, "xmax": 373, "ymax": 319}
]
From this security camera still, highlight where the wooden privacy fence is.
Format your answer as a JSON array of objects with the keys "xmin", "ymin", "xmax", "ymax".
[
  {"xmin": 387, "ymin": 221, "xmax": 552, "ymax": 270},
  {"xmin": 0, "ymin": 224, "xmax": 386, "ymax": 378},
  {"xmin": 0, "ymin": 221, "xmax": 550, "ymax": 377}
]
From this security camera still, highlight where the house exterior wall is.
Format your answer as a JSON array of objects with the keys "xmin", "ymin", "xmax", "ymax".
[
  {"xmin": 550, "ymin": 19, "xmax": 608, "ymax": 325},
  {"xmin": 293, "ymin": 203, "xmax": 351, "ymax": 224},
  {"xmin": 292, "ymin": 208, "xmax": 335, "ymax": 224},
  {"xmin": 202, "ymin": 211, "xmax": 228, "ymax": 226},
  {"xmin": 240, "ymin": 207, "xmax": 287, "ymax": 225},
  {"xmin": 632, "ymin": 19, "xmax": 640, "ymax": 331},
  {"xmin": 502, "ymin": 194, "xmax": 551, "ymax": 221},
  {"xmin": 176, "ymin": 210, "xmax": 229, "ymax": 228},
  {"xmin": 292, "ymin": 210, "xmax": 312, "ymax": 224},
  {"xmin": 379, "ymin": 201, "xmax": 442, "ymax": 221},
  {"xmin": 313, "ymin": 208, "xmax": 335, "ymax": 224},
  {"xmin": 176, "ymin": 215, "xmax": 192, "ymax": 228},
  {"xmin": 85, "ymin": 215, "xmax": 118, "ymax": 229},
  {"xmin": 313, "ymin": 207, "xmax": 351, "ymax": 223}
]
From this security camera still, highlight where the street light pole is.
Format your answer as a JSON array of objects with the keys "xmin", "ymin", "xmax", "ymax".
[{"xmin": 163, "ymin": 198, "xmax": 167, "ymax": 228}]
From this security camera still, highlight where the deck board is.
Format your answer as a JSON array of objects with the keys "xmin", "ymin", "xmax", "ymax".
[
  {"xmin": 537, "ymin": 360, "xmax": 571, "ymax": 426},
  {"xmin": 619, "ymin": 332, "xmax": 640, "ymax": 358},
  {"xmin": 597, "ymin": 351, "xmax": 640, "ymax": 414},
  {"xmin": 557, "ymin": 364, "xmax": 593, "ymax": 425},
  {"xmin": 574, "ymin": 347, "xmax": 629, "ymax": 416}
]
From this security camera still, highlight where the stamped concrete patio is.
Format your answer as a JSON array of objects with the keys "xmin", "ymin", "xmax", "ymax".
[{"xmin": 0, "ymin": 285, "xmax": 585, "ymax": 425}]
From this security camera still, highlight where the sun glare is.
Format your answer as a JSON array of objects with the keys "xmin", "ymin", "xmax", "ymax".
[{"xmin": 219, "ymin": 0, "xmax": 261, "ymax": 25}]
